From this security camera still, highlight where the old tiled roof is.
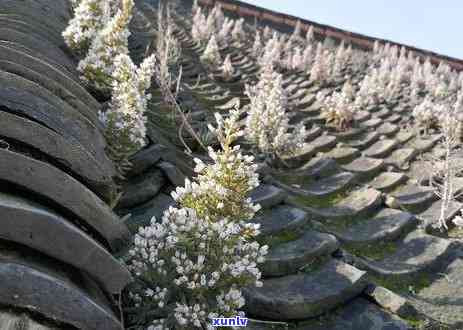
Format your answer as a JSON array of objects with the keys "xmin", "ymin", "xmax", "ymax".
[
  {"xmin": 199, "ymin": 0, "xmax": 463, "ymax": 71},
  {"xmin": 0, "ymin": 0, "xmax": 461, "ymax": 329}
]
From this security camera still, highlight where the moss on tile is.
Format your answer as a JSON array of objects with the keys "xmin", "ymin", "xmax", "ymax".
[
  {"xmin": 259, "ymin": 230, "xmax": 302, "ymax": 247},
  {"xmin": 299, "ymin": 255, "xmax": 331, "ymax": 274},
  {"xmin": 287, "ymin": 191, "xmax": 349, "ymax": 209},
  {"xmin": 344, "ymin": 240, "xmax": 399, "ymax": 261},
  {"xmin": 368, "ymin": 273, "xmax": 433, "ymax": 296}
]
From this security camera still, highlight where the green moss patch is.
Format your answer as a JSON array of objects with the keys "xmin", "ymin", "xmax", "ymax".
[
  {"xmin": 368, "ymin": 273, "xmax": 433, "ymax": 296},
  {"xmin": 299, "ymin": 255, "xmax": 331, "ymax": 274},
  {"xmin": 344, "ymin": 241, "xmax": 399, "ymax": 261},
  {"xmin": 259, "ymin": 230, "xmax": 302, "ymax": 247},
  {"xmin": 288, "ymin": 191, "xmax": 349, "ymax": 209}
]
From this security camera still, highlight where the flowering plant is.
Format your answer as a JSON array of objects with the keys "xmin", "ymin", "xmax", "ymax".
[
  {"xmin": 259, "ymin": 33, "xmax": 282, "ymax": 68},
  {"xmin": 78, "ymin": 0, "xmax": 133, "ymax": 92},
  {"xmin": 354, "ymin": 71, "xmax": 386, "ymax": 110},
  {"xmin": 319, "ymin": 81, "xmax": 356, "ymax": 131},
  {"xmin": 245, "ymin": 64, "xmax": 306, "ymax": 159},
  {"xmin": 127, "ymin": 110, "xmax": 267, "ymax": 329},
  {"xmin": 200, "ymin": 35, "xmax": 221, "ymax": 67},
  {"xmin": 155, "ymin": 3, "xmax": 181, "ymax": 94},
  {"xmin": 220, "ymin": 55, "xmax": 234, "ymax": 81},
  {"xmin": 231, "ymin": 18, "xmax": 246, "ymax": 44},
  {"xmin": 191, "ymin": 7, "xmax": 209, "ymax": 43},
  {"xmin": 100, "ymin": 53, "xmax": 156, "ymax": 173},
  {"xmin": 310, "ymin": 43, "xmax": 333, "ymax": 86},
  {"xmin": 425, "ymin": 111, "xmax": 463, "ymax": 230},
  {"xmin": 63, "ymin": 0, "xmax": 113, "ymax": 53},
  {"xmin": 412, "ymin": 98, "xmax": 444, "ymax": 135}
]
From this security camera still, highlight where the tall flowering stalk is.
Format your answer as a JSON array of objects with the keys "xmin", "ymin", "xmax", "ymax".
[
  {"xmin": 78, "ymin": 0, "xmax": 133, "ymax": 92},
  {"xmin": 310, "ymin": 43, "xmax": 333, "ymax": 85},
  {"xmin": 306, "ymin": 25, "xmax": 314, "ymax": 43},
  {"xmin": 319, "ymin": 81, "xmax": 356, "ymax": 131},
  {"xmin": 63, "ymin": 0, "xmax": 112, "ymax": 53},
  {"xmin": 200, "ymin": 35, "xmax": 221, "ymax": 67},
  {"xmin": 245, "ymin": 63, "xmax": 306, "ymax": 159},
  {"xmin": 191, "ymin": 7, "xmax": 208, "ymax": 43},
  {"xmin": 251, "ymin": 30, "xmax": 263, "ymax": 58},
  {"xmin": 100, "ymin": 53, "xmax": 156, "ymax": 173},
  {"xmin": 289, "ymin": 20, "xmax": 303, "ymax": 44},
  {"xmin": 412, "ymin": 98, "xmax": 444, "ymax": 135},
  {"xmin": 220, "ymin": 55, "xmax": 234, "ymax": 81},
  {"xmin": 191, "ymin": 3, "xmax": 224, "ymax": 45},
  {"xmin": 155, "ymin": 3, "xmax": 181, "ymax": 93},
  {"xmin": 259, "ymin": 33, "xmax": 282, "ymax": 68},
  {"xmin": 217, "ymin": 18, "xmax": 235, "ymax": 45},
  {"xmin": 354, "ymin": 71, "xmax": 386, "ymax": 110},
  {"xmin": 427, "ymin": 111, "xmax": 463, "ymax": 230},
  {"xmin": 127, "ymin": 110, "xmax": 267, "ymax": 329},
  {"xmin": 231, "ymin": 18, "xmax": 245, "ymax": 44},
  {"xmin": 301, "ymin": 43, "xmax": 314, "ymax": 69}
]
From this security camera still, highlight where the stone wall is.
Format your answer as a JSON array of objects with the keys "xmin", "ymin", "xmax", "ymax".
[{"xmin": 198, "ymin": 0, "xmax": 463, "ymax": 71}]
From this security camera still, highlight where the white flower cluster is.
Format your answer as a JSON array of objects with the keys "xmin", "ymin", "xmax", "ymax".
[
  {"xmin": 245, "ymin": 63, "xmax": 307, "ymax": 158},
  {"xmin": 283, "ymin": 46, "xmax": 304, "ymax": 71},
  {"xmin": 174, "ymin": 303, "xmax": 207, "ymax": 327},
  {"xmin": 192, "ymin": 4, "xmax": 230, "ymax": 46},
  {"xmin": 288, "ymin": 20, "xmax": 303, "ymax": 44},
  {"xmin": 251, "ymin": 30, "xmax": 263, "ymax": 58},
  {"xmin": 372, "ymin": 41, "xmax": 463, "ymax": 109},
  {"xmin": 255, "ymin": 22, "xmax": 361, "ymax": 79},
  {"xmin": 354, "ymin": 70, "xmax": 387, "ymax": 110},
  {"xmin": 201, "ymin": 35, "xmax": 221, "ymax": 67},
  {"xmin": 258, "ymin": 32, "xmax": 283, "ymax": 68},
  {"xmin": 156, "ymin": 4, "xmax": 181, "ymax": 93},
  {"xmin": 217, "ymin": 17, "xmax": 235, "ymax": 44},
  {"xmin": 331, "ymin": 41, "xmax": 353, "ymax": 79},
  {"xmin": 65, "ymin": 0, "xmax": 157, "ymax": 170},
  {"xmin": 62, "ymin": 0, "xmax": 113, "ymax": 52},
  {"xmin": 412, "ymin": 97, "xmax": 445, "ymax": 134},
  {"xmin": 259, "ymin": 22, "xmax": 317, "ymax": 73},
  {"xmin": 127, "ymin": 110, "xmax": 267, "ymax": 329},
  {"xmin": 310, "ymin": 42, "xmax": 334, "ymax": 85},
  {"xmin": 231, "ymin": 18, "xmax": 246, "ymax": 43},
  {"xmin": 77, "ymin": 0, "xmax": 133, "ymax": 91},
  {"xmin": 191, "ymin": 7, "xmax": 211, "ymax": 43},
  {"xmin": 319, "ymin": 81, "xmax": 356, "ymax": 130},
  {"xmin": 220, "ymin": 55, "xmax": 234, "ymax": 81},
  {"xmin": 69, "ymin": 0, "xmax": 81, "ymax": 8},
  {"xmin": 100, "ymin": 53, "xmax": 156, "ymax": 163},
  {"xmin": 306, "ymin": 25, "xmax": 315, "ymax": 43}
]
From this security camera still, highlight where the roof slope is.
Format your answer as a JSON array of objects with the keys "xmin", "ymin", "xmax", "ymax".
[{"xmin": 198, "ymin": 0, "xmax": 463, "ymax": 71}]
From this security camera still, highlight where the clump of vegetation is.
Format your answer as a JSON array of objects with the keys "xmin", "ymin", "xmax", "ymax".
[
  {"xmin": 354, "ymin": 70, "xmax": 386, "ymax": 110},
  {"xmin": 64, "ymin": 0, "xmax": 167, "ymax": 173},
  {"xmin": 63, "ymin": 0, "xmax": 113, "ymax": 53},
  {"xmin": 412, "ymin": 97, "xmax": 443, "ymax": 135},
  {"xmin": 310, "ymin": 43, "xmax": 333, "ymax": 85},
  {"xmin": 220, "ymin": 54, "xmax": 235, "ymax": 81},
  {"xmin": 426, "ymin": 111, "xmax": 463, "ymax": 230},
  {"xmin": 200, "ymin": 35, "xmax": 221, "ymax": 67},
  {"xmin": 100, "ymin": 53, "xmax": 156, "ymax": 173},
  {"xmin": 244, "ymin": 63, "xmax": 307, "ymax": 160},
  {"xmin": 78, "ymin": 0, "xmax": 133, "ymax": 93},
  {"xmin": 319, "ymin": 81, "xmax": 356, "ymax": 131},
  {"xmin": 126, "ymin": 110, "xmax": 267, "ymax": 329}
]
